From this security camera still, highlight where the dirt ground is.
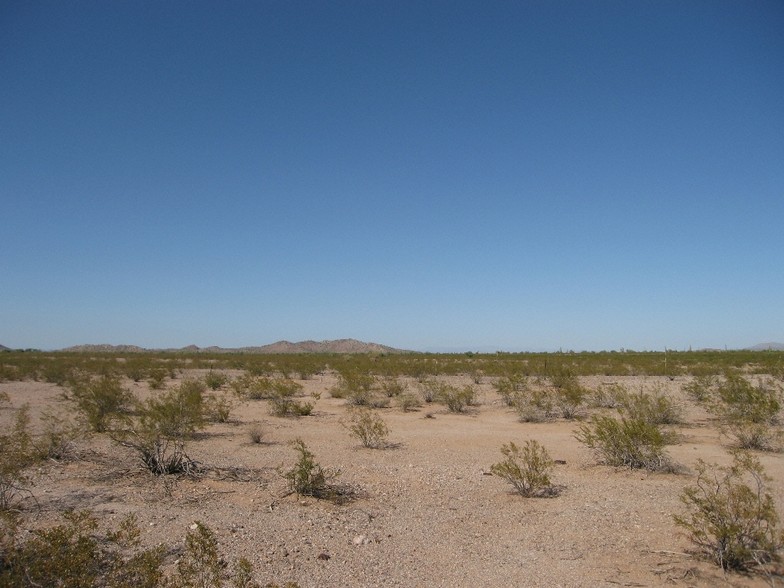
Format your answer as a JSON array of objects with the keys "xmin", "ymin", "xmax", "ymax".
[{"xmin": 2, "ymin": 373, "xmax": 782, "ymax": 587}]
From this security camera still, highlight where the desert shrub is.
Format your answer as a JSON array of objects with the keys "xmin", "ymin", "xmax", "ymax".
[
  {"xmin": 683, "ymin": 374, "xmax": 718, "ymax": 403},
  {"xmin": 438, "ymin": 384, "xmax": 477, "ymax": 413},
  {"xmin": 397, "ymin": 391, "xmax": 422, "ymax": 412},
  {"xmin": 618, "ymin": 386, "xmax": 683, "ymax": 426},
  {"xmin": 331, "ymin": 371, "xmax": 375, "ymax": 405},
  {"xmin": 494, "ymin": 374, "xmax": 528, "ymax": 406},
  {"xmin": 548, "ymin": 368, "xmax": 580, "ymax": 390},
  {"xmin": 0, "ymin": 390, "xmax": 9, "ymax": 405},
  {"xmin": 552, "ymin": 382, "xmax": 586, "ymax": 420},
  {"xmin": 204, "ymin": 370, "xmax": 229, "ymax": 391},
  {"xmin": 0, "ymin": 513, "xmax": 272, "ymax": 588},
  {"xmin": 708, "ymin": 374, "xmax": 783, "ymax": 451},
  {"xmin": 419, "ymin": 379, "xmax": 445, "ymax": 403},
  {"xmin": 674, "ymin": 451, "xmax": 784, "ymax": 572},
  {"xmin": 281, "ymin": 439, "xmax": 339, "ymax": 498},
  {"xmin": 176, "ymin": 521, "xmax": 222, "ymax": 588},
  {"xmin": 513, "ymin": 389, "xmax": 556, "ymax": 423},
  {"xmin": 491, "ymin": 440, "xmax": 558, "ymax": 497},
  {"xmin": 380, "ymin": 377, "xmax": 406, "ymax": 397},
  {"xmin": 147, "ymin": 367, "xmax": 168, "ymax": 390},
  {"xmin": 575, "ymin": 415, "xmax": 675, "ymax": 471},
  {"xmin": 0, "ymin": 511, "xmax": 166, "ymax": 587},
  {"xmin": 0, "ymin": 405, "xmax": 36, "ymax": 511},
  {"xmin": 710, "ymin": 374, "xmax": 781, "ymax": 424},
  {"xmin": 588, "ymin": 383, "xmax": 626, "ymax": 409},
  {"xmin": 345, "ymin": 408, "xmax": 390, "ymax": 449},
  {"xmin": 205, "ymin": 393, "xmax": 235, "ymax": 423},
  {"xmin": 268, "ymin": 384, "xmax": 313, "ymax": 417},
  {"xmin": 34, "ymin": 408, "xmax": 83, "ymax": 461},
  {"xmin": 113, "ymin": 380, "xmax": 206, "ymax": 475},
  {"xmin": 65, "ymin": 373, "xmax": 133, "ymax": 433},
  {"xmin": 247, "ymin": 423, "xmax": 265, "ymax": 444}
]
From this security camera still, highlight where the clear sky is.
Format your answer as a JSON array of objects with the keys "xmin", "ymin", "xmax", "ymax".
[{"xmin": 1, "ymin": 1, "xmax": 783, "ymax": 352}]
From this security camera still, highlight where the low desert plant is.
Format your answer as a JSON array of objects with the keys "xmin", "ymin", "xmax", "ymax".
[
  {"xmin": 575, "ymin": 415, "xmax": 675, "ymax": 471},
  {"xmin": 513, "ymin": 389, "xmax": 556, "ymax": 423},
  {"xmin": 147, "ymin": 367, "xmax": 168, "ymax": 390},
  {"xmin": 397, "ymin": 391, "xmax": 422, "ymax": 412},
  {"xmin": 205, "ymin": 393, "xmax": 235, "ymax": 423},
  {"xmin": 65, "ymin": 373, "xmax": 133, "ymax": 433},
  {"xmin": 438, "ymin": 384, "xmax": 476, "ymax": 413},
  {"xmin": 268, "ymin": 387, "xmax": 313, "ymax": 417},
  {"xmin": 0, "ymin": 512, "xmax": 272, "ymax": 588},
  {"xmin": 618, "ymin": 386, "xmax": 683, "ymax": 426},
  {"xmin": 494, "ymin": 374, "xmax": 529, "ymax": 406},
  {"xmin": 247, "ymin": 423, "xmax": 265, "ymax": 444},
  {"xmin": 34, "ymin": 408, "xmax": 83, "ymax": 461},
  {"xmin": 380, "ymin": 377, "xmax": 407, "ymax": 397},
  {"xmin": 345, "ymin": 408, "xmax": 390, "ymax": 449},
  {"xmin": 707, "ymin": 374, "xmax": 782, "ymax": 451},
  {"xmin": 490, "ymin": 440, "xmax": 558, "ymax": 498},
  {"xmin": 204, "ymin": 370, "xmax": 229, "ymax": 391},
  {"xmin": 674, "ymin": 451, "xmax": 784, "ymax": 572},
  {"xmin": 588, "ymin": 383, "xmax": 626, "ymax": 409},
  {"xmin": 552, "ymin": 382, "xmax": 586, "ymax": 420},
  {"xmin": 281, "ymin": 439, "xmax": 339, "ymax": 498},
  {"xmin": 0, "ymin": 405, "xmax": 36, "ymax": 511},
  {"xmin": 331, "ymin": 371, "xmax": 375, "ymax": 405},
  {"xmin": 683, "ymin": 374, "xmax": 718, "ymax": 403},
  {"xmin": 113, "ymin": 380, "xmax": 206, "ymax": 476}
]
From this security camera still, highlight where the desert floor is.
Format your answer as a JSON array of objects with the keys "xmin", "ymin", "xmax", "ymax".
[{"xmin": 2, "ymin": 372, "xmax": 782, "ymax": 587}]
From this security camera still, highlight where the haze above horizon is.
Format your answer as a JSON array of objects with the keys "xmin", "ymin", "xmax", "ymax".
[{"xmin": 2, "ymin": 1, "xmax": 782, "ymax": 353}]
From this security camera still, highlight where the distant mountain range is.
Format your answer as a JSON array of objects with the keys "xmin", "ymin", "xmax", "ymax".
[
  {"xmin": 746, "ymin": 342, "xmax": 784, "ymax": 351},
  {"xmin": 58, "ymin": 338, "xmax": 409, "ymax": 354}
]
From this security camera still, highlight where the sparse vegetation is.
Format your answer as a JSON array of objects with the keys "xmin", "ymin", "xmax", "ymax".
[
  {"xmin": 575, "ymin": 415, "xmax": 675, "ymax": 471},
  {"xmin": 281, "ymin": 439, "xmax": 339, "ymax": 498},
  {"xmin": 345, "ymin": 408, "xmax": 390, "ymax": 448},
  {"xmin": 490, "ymin": 440, "xmax": 558, "ymax": 497},
  {"xmin": 674, "ymin": 451, "xmax": 784, "ymax": 573},
  {"xmin": 113, "ymin": 380, "xmax": 206, "ymax": 475},
  {"xmin": 65, "ymin": 373, "xmax": 133, "ymax": 433}
]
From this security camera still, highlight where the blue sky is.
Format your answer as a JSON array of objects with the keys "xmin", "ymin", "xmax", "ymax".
[{"xmin": 2, "ymin": 1, "xmax": 783, "ymax": 352}]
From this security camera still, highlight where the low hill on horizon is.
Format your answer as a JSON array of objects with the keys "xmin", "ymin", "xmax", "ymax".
[{"xmin": 59, "ymin": 338, "xmax": 409, "ymax": 354}]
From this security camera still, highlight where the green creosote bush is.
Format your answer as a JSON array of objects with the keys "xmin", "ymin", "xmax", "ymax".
[
  {"xmin": 705, "ymin": 374, "xmax": 783, "ymax": 451},
  {"xmin": 552, "ymin": 382, "xmax": 586, "ymax": 420},
  {"xmin": 494, "ymin": 374, "xmax": 529, "ymax": 407},
  {"xmin": 0, "ymin": 405, "xmax": 36, "ymax": 511},
  {"xmin": 113, "ymin": 380, "xmax": 206, "ymax": 476},
  {"xmin": 204, "ymin": 370, "xmax": 229, "ymax": 391},
  {"xmin": 437, "ymin": 384, "xmax": 477, "ymax": 413},
  {"xmin": 588, "ymin": 383, "xmax": 626, "ymax": 409},
  {"xmin": 344, "ymin": 408, "xmax": 390, "ymax": 449},
  {"xmin": 490, "ymin": 440, "xmax": 559, "ymax": 498},
  {"xmin": 0, "ymin": 513, "xmax": 284, "ymax": 588},
  {"xmin": 380, "ymin": 377, "xmax": 407, "ymax": 398},
  {"xmin": 397, "ymin": 391, "xmax": 422, "ymax": 412},
  {"xmin": 618, "ymin": 385, "xmax": 683, "ymax": 426},
  {"xmin": 281, "ymin": 439, "xmax": 339, "ymax": 498},
  {"xmin": 513, "ymin": 389, "xmax": 556, "ymax": 423},
  {"xmin": 674, "ymin": 451, "xmax": 784, "ymax": 573},
  {"xmin": 683, "ymin": 374, "xmax": 718, "ymax": 403},
  {"xmin": 268, "ymin": 385, "xmax": 313, "ymax": 417},
  {"xmin": 575, "ymin": 415, "xmax": 676, "ymax": 471},
  {"xmin": 65, "ymin": 373, "xmax": 134, "ymax": 433},
  {"xmin": 418, "ymin": 379, "xmax": 445, "ymax": 404},
  {"xmin": 205, "ymin": 392, "xmax": 235, "ymax": 423},
  {"xmin": 34, "ymin": 408, "xmax": 84, "ymax": 461},
  {"xmin": 330, "ymin": 371, "xmax": 375, "ymax": 405},
  {"xmin": 147, "ymin": 367, "xmax": 168, "ymax": 390}
]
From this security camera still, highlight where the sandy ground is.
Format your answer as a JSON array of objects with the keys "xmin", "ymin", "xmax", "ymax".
[{"xmin": 1, "ymin": 373, "xmax": 782, "ymax": 587}]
